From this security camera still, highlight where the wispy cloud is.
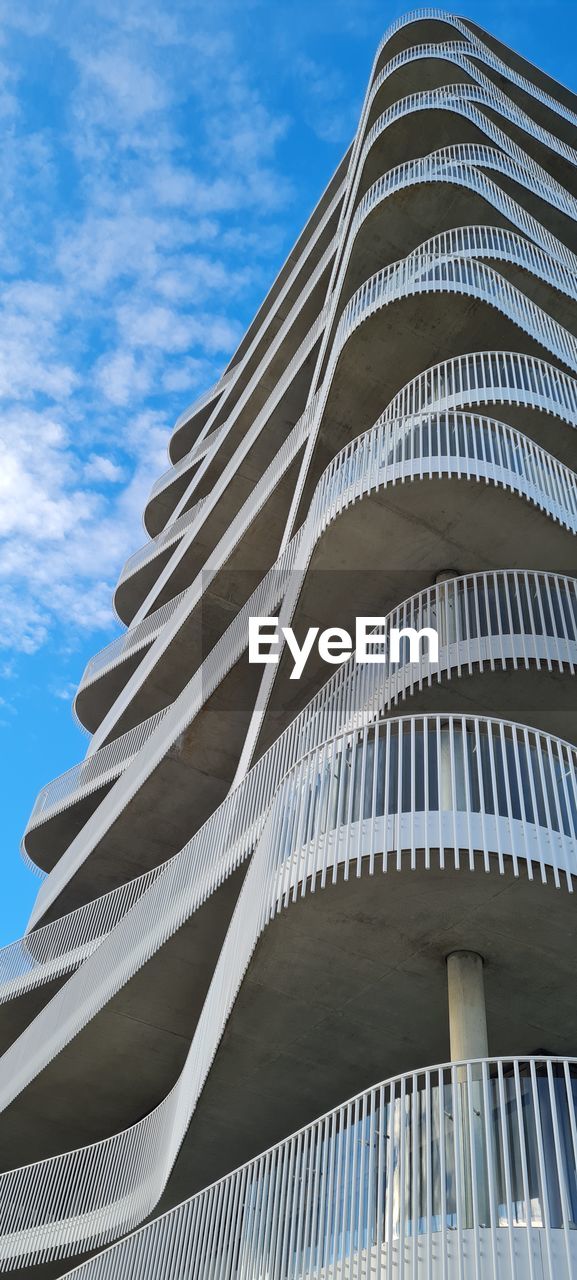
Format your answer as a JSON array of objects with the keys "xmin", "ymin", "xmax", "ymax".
[{"xmin": 0, "ymin": 0, "xmax": 298, "ymax": 656}]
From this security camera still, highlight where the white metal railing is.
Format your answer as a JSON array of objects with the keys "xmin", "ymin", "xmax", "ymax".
[
  {"xmin": 79, "ymin": 218, "xmax": 577, "ymax": 729},
  {"xmin": 362, "ymin": 84, "xmax": 577, "ymax": 216},
  {"xmin": 116, "ymin": 498, "xmax": 208, "ymax": 588},
  {"xmin": 371, "ymin": 42, "xmax": 577, "ymax": 174},
  {"xmin": 9, "ymin": 564, "xmax": 577, "ymax": 989},
  {"xmin": 2, "ymin": 715, "xmax": 577, "ymax": 1266},
  {"xmin": 336, "ymin": 250, "xmax": 577, "ymax": 382},
  {"xmin": 376, "ymin": 10, "xmax": 577, "ymax": 135},
  {"xmin": 39, "ymin": 1057, "xmax": 577, "ymax": 1280},
  {"xmin": 171, "ymin": 364, "xmax": 236, "ymax": 434},
  {"xmin": 23, "ymin": 707, "xmax": 171, "ymax": 839},
  {"xmin": 147, "ymin": 422, "xmax": 228, "ymax": 504},
  {"xmin": 29, "ymin": 389, "xmax": 577, "ymax": 918},
  {"xmin": 168, "ymin": 179, "xmax": 344, "ymax": 457},
  {"xmin": 28, "ymin": 379, "xmax": 577, "ymax": 869},
  {"xmin": 384, "ymin": 348, "xmax": 577, "ymax": 426},
  {"xmin": 351, "ymin": 144, "xmax": 577, "ymax": 280}
]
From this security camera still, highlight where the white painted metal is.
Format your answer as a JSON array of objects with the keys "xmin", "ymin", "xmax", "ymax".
[
  {"xmin": 25, "ymin": 403, "xmax": 577, "ymax": 906},
  {"xmin": 11, "ymin": 567, "xmax": 577, "ymax": 987},
  {"xmin": 74, "ymin": 348, "xmax": 577, "ymax": 724},
  {"xmin": 6, "ymin": 11, "xmax": 577, "ymax": 1276},
  {"xmin": 42, "ymin": 1057, "xmax": 577, "ymax": 1280},
  {"xmin": 2, "ymin": 713, "xmax": 577, "ymax": 1266},
  {"xmin": 76, "ymin": 234, "xmax": 577, "ymax": 753}
]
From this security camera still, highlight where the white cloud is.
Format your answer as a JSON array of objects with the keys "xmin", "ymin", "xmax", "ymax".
[
  {"xmin": 83, "ymin": 454, "xmax": 126, "ymax": 483},
  {"xmin": 78, "ymin": 50, "xmax": 171, "ymax": 123},
  {"xmin": 0, "ymin": 586, "xmax": 49, "ymax": 654},
  {"xmin": 0, "ymin": 0, "xmax": 298, "ymax": 660},
  {"xmin": 94, "ymin": 349, "xmax": 156, "ymax": 406}
]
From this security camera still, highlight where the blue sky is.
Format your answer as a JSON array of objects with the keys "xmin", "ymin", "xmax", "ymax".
[{"xmin": 1, "ymin": 0, "xmax": 575, "ymax": 946}]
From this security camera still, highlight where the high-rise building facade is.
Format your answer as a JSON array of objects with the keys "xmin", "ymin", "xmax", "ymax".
[{"xmin": 2, "ymin": 7, "xmax": 577, "ymax": 1277}]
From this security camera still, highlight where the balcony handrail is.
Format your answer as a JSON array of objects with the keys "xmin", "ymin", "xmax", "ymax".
[
  {"xmin": 167, "ymin": 177, "xmax": 344, "ymax": 455},
  {"xmin": 28, "ymin": 1055, "xmax": 577, "ymax": 1280},
  {"xmin": 24, "ymin": 706, "xmax": 171, "ymax": 835},
  {"xmin": 29, "ymin": 379, "xmax": 577, "ymax": 862},
  {"xmin": 376, "ymin": 10, "xmax": 577, "ymax": 134},
  {"xmin": 116, "ymin": 498, "xmax": 208, "ymax": 587},
  {"xmin": 14, "ymin": 560, "xmax": 577, "ymax": 947},
  {"xmin": 84, "ymin": 209, "xmax": 577, "ymax": 718},
  {"xmin": 19, "ymin": 393, "xmax": 577, "ymax": 937},
  {"xmin": 3, "ymin": 713, "xmax": 577, "ymax": 1265},
  {"xmin": 76, "ymin": 338, "xmax": 577, "ymax": 711},
  {"xmin": 31, "ymin": 223, "xmax": 577, "ymax": 883}
]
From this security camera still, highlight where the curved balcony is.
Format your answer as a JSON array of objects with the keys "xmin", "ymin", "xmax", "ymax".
[
  {"xmin": 166, "ymin": 170, "xmax": 344, "ymax": 467},
  {"xmin": 113, "ymin": 298, "xmax": 329, "ymax": 628},
  {"xmin": 8, "ymin": 566, "xmax": 577, "ymax": 1011},
  {"xmin": 27, "ymin": 397, "xmax": 577, "ymax": 929},
  {"xmin": 375, "ymin": 12, "xmax": 577, "ymax": 140},
  {"xmin": 100, "ymin": 239, "xmax": 577, "ymax": 726},
  {"xmin": 167, "ymin": 364, "xmax": 236, "ymax": 454},
  {"xmin": 355, "ymin": 140, "xmax": 577, "ymax": 268},
  {"xmin": 78, "ymin": 180, "xmax": 577, "ymax": 731},
  {"xmin": 74, "ymin": 347, "xmax": 577, "ymax": 741},
  {"xmin": 379, "ymin": 347, "xmax": 577, "ymax": 472},
  {"xmin": 162, "ymin": 232, "xmax": 335, "ymax": 543},
  {"xmin": 350, "ymin": 86, "xmax": 577, "ymax": 257},
  {"xmin": 339, "ymin": 152, "xmax": 577, "ymax": 348},
  {"xmin": 365, "ymin": 43, "xmax": 577, "ymax": 190},
  {"xmin": 25, "ymin": 1057, "xmax": 577, "ymax": 1280},
  {"xmin": 21, "ymin": 706, "xmax": 171, "ymax": 873},
  {"xmin": 2, "ymin": 715, "xmax": 577, "ymax": 1267},
  {"xmin": 339, "ymin": 248, "xmax": 577, "ymax": 372}
]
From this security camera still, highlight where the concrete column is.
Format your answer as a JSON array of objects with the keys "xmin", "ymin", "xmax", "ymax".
[
  {"xmin": 446, "ymin": 951, "xmax": 488, "ymax": 1061},
  {"xmin": 434, "ymin": 569, "xmax": 459, "ymax": 584}
]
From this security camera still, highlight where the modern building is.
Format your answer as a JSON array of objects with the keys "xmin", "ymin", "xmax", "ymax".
[{"xmin": 2, "ymin": 7, "xmax": 577, "ymax": 1277}]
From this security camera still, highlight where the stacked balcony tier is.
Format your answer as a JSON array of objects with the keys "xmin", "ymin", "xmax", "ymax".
[{"xmin": 3, "ymin": 10, "xmax": 577, "ymax": 1278}]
